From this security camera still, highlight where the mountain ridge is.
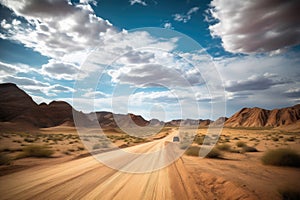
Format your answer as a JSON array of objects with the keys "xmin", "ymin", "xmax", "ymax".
[{"xmin": 1, "ymin": 83, "xmax": 299, "ymax": 130}]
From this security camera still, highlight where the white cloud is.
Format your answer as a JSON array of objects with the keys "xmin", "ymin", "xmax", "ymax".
[
  {"xmin": 129, "ymin": 0, "xmax": 147, "ymax": 6},
  {"xmin": 173, "ymin": 7, "xmax": 199, "ymax": 23},
  {"xmin": 82, "ymin": 89, "xmax": 108, "ymax": 98},
  {"xmin": 0, "ymin": 61, "xmax": 38, "ymax": 76},
  {"xmin": 107, "ymin": 50, "xmax": 204, "ymax": 88},
  {"xmin": 163, "ymin": 22, "xmax": 173, "ymax": 29},
  {"xmin": 41, "ymin": 59, "xmax": 84, "ymax": 80},
  {"xmin": 225, "ymin": 73, "xmax": 290, "ymax": 92},
  {"xmin": 0, "ymin": 74, "xmax": 75, "ymax": 97},
  {"xmin": 1, "ymin": 19, "xmax": 12, "ymax": 29},
  {"xmin": 79, "ymin": 0, "xmax": 97, "ymax": 6},
  {"xmin": 207, "ymin": 0, "xmax": 300, "ymax": 54},
  {"xmin": 213, "ymin": 52, "xmax": 300, "ymax": 114},
  {"xmin": 0, "ymin": 1, "xmax": 179, "ymax": 83},
  {"xmin": 0, "ymin": 0, "xmax": 116, "ymax": 59}
]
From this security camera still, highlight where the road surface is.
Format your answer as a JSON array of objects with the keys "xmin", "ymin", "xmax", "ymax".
[{"xmin": 0, "ymin": 131, "xmax": 206, "ymax": 200}]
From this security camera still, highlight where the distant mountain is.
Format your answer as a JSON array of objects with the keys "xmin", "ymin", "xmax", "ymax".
[
  {"xmin": 87, "ymin": 112, "xmax": 156, "ymax": 128},
  {"xmin": 1, "ymin": 83, "xmax": 299, "ymax": 130},
  {"xmin": 225, "ymin": 105, "xmax": 300, "ymax": 128},
  {"xmin": 0, "ymin": 83, "xmax": 89, "ymax": 128},
  {"xmin": 165, "ymin": 119, "xmax": 212, "ymax": 127}
]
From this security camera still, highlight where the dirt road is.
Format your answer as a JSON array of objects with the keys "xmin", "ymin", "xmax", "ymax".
[{"xmin": 0, "ymin": 132, "xmax": 206, "ymax": 200}]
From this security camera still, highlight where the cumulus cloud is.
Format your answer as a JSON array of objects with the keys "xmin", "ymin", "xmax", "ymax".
[
  {"xmin": 207, "ymin": 0, "xmax": 300, "ymax": 54},
  {"xmin": 163, "ymin": 22, "xmax": 173, "ymax": 29},
  {"xmin": 1, "ymin": 75, "xmax": 49, "ymax": 87},
  {"xmin": 108, "ymin": 50, "xmax": 205, "ymax": 88},
  {"xmin": 0, "ymin": 74, "xmax": 75, "ymax": 97},
  {"xmin": 173, "ymin": 7, "xmax": 199, "ymax": 23},
  {"xmin": 0, "ymin": 0, "xmax": 179, "ymax": 82},
  {"xmin": 0, "ymin": 61, "xmax": 18, "ymax": 75},
  {"xmin": 0, "ymin": 0, "xmax": 116, "ymax": 59},
  {"xmin": 225, "ymin": 73, "xmax": 289, "ymax": 92},
  {"xmin": 129, "ymin": 0, "xmax": 147, "ymax": 6},
  {"xmin": 211, "ymin": 52, "xmax": 300, "ymax": 115},
  {"xmin": 82, "ymin": 89, "xmax": 108, "ymax": 98},
  {"xmin": 284, "ymin": 88, "xmax": 300, "ymax": 98},
  {"xmin": 41, "ymin": 59, "xmax": 83, "ymax": 80}
]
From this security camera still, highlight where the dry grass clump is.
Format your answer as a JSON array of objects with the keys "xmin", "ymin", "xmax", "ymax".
[
  {"xmin": 242, "ymin": 145, "xmax": 258, "ymax": 152},
  {"xmin": 261, "ymin": 149, "xmax": 300, "ymax": 167},
  {"xmin": 236, "ymin": 141, "xmax": 246, "ymax": 147},
  {"xmin": 193, "ymin": 135, "xmax": 204, "ymax": 145},
  {"xmin": 217, "ymin": 144, "xmax": 231, "ymax": 151},
  {"xmin": 185, "ymin": 146, "xmax": 222, "ymax": 158},
  {"xmin": 0, "ymin": 153, "xmax": 12, "ymax": 165},
  {"xmin": 17, "ymin": 145, "xmax": 54, "ymax": 158},
  {"xmin": 93, "ymin": 143, "xmax": 101, "ymax": 150}
]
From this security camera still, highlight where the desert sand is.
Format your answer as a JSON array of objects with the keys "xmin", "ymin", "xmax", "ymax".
[{"xmin": 0, "ymin": 127, "xmax": 299, "ymax": 200}]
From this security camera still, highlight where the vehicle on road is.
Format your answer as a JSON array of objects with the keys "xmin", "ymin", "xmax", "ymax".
[{"xmin": 172, "ymin": 136, "xmax": 180, "ymax": 142}]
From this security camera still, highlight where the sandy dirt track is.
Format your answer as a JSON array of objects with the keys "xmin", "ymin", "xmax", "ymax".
[{"xmin": 0, "ymin": 132, "xmax": 206, "ymax": 200}]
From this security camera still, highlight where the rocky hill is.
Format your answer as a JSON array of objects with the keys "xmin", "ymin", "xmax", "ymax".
[
  {"xmin": 0, "ymin": 83, "xmax": 89, "ymax": 128},
  {"xmin": 87, "ymin": 111, "xmax": 155, "ymax": 128},
  {"xmin": 1, "ymin": 83, "xmax": 299, "ymax": 130},
  {"xmin": 225, "ymin": 105, "xmax": 300, "ymax": 128}
]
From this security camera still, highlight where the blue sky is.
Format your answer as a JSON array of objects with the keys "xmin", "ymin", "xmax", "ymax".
[{"xmin": 0, "ymin": 0, "xmax": 299, "ymax": 121}]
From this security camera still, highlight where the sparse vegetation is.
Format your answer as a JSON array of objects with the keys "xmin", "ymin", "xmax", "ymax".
[
  {"xmin": 217, "ymin": 144, "xmax": 231, "ymax": 151},
  {"xmin": 185, "ymin": 146, "xmax": 222, "ymax": 158},
  {"xmin": 206, "ymin": 147, "xmax": 222, "ymax": 158},
  {"xmin": 93, "ymin": 143, "xmax": 101, "ymax": 150},
  {"xmin": 185, "ymin": 146, "xmax": 200, "ymax": 156},
  {"xmin": 193, "ymin": 135, "xmax": 204, "ymax": 145},
  {"xmin": 24, "ymin": 138, "xmax": 35, "ymax": 143},
  {"xmin": 261, "ymin": 149, "xmax": 300, "ymax": 167},
  {"xmin": 285, "ymin": 137, "xmax": 295, "ymax": 142},
  {"xmin": 236, "ymin": 141, "xmax": 246, "ymax": 147},
  {"xmin": 0, "ymin": 153, "xmax": 11, "ymax": 165},
  {"xmin": 242, "ymin": 145, "xmax": 258, "ymax": 152},
  {"xmin": 17, "ymin": 145, "xmax": 54, "ymax": 158}
]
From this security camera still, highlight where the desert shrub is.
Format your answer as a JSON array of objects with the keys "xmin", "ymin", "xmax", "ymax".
[
  {"xmin": 261, "ymin": 149, "xmax": 300, "ymax": 167},
  {"xmin": 206, "ymin": 148, "xmax": 222, "ymax": 158},
  {"xmin": 185, "ymin": 146, "xmax": 222, "ymax": 158},
  {"xmin": 185, "ymin": 146, "xmax": 200, "ymax": 156},
  {"xmin": 229, "ymin": 148, "xmax": 241, "ymax": 153},
  {"xmin": 93, "ymin": 143, "xmax": 101, "ymax": 150},
  {"xmin": 64, "ymin": 151, "xmax": 71, "ymax": 155},
  {"xmin": 78, "ymin": 147, "xmax": 85, "ymax": 151},
  {"xmin": 242, "ymin": 146, "xmax": 258, "ymax": 152},
  {"xmin": 236, "ymin": 141, "xmax": 246, "ymax": 147},
  {"xmin": 279, "ymin": 188, "xmax": 300, "ymax": 200},
  {"xmin": 24, "ymin": 138, "xmax": 35, "ymax": 143},
  {"xmin": 285, "ymin": 137, "xmax": 295, "ymax": 142},
  {"xmin": 0, "ymin": 154, "xmax": 11, "ymax": 165},
  {"xmin": 193, "ymin": 135, "xmax": 204, "ymax": 145},
  {"xmin": 17, "ymin": 145, "xmax": 54, "ymax": 158},
  {"xmin": 217, "ymin": 144, "xmax": 231, "ymax": 151}
]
